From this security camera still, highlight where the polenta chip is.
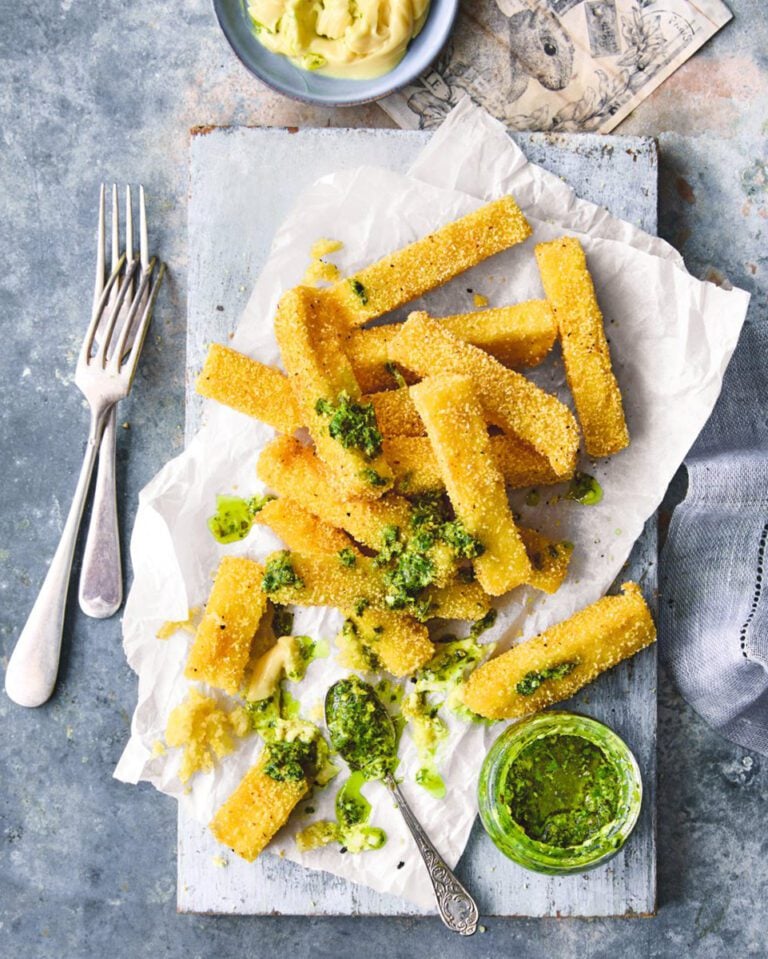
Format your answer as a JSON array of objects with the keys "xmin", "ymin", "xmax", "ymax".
[
  {"xmin": 184, "ymin": 557, "xmax": 267, "ymax": 695},
  {"xmin": 324, "ymin": 196, "xmax": 531, "ymax": 327},
  {"xmin": 274, "ymin": 286, "xmax": 393, "ymax": 499},
  {"xmin": 410, "ymin": 374, "xmax": 532, "ymax": 596},
  {"xmin": 390, "ymin": 312, "xmax": 579, "ymax": 477},
  {"xmin": 255, "ymin": 497, "xmax": 355, "ymax": 556},
  {"xmin": 461, "ymin": 582, "xmax": 655, "ymax": 719},
  {"xmin": 535, "ymin": 236, "xmax": 629, "ymax": 457}
]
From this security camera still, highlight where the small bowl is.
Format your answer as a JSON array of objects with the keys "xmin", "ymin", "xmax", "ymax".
[
  {"xmin": 212, "ymin": 0, "xmax": 460, "ymax": 106},
  {"xmin": 477, "ymin": 712, "xmax": 642, "ymax": 876}
]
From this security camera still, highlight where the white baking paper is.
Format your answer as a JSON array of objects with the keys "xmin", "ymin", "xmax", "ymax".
[{"xmin": 115, "ymin": 100, "xmax": 749, "ymax": 909}]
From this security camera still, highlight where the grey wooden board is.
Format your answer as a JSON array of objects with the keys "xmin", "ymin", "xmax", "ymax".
[{"xmin": 179, "ymin": 127, "xmax": 658, "ymax": 917}]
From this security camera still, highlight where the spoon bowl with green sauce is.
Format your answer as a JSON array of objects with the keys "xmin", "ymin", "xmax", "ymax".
[
  {"xmin": 325, "ymin": 676, "xmax": 479, "ymax": 936},
  {"xmin": 478, "ymin": 712, "xmax": 642, "ymax": 875}
]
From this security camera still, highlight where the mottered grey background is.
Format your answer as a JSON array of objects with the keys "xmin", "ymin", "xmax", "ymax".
[{"xmin": 1, "ymin": 0, "xmax": 766, "ymax": 956}]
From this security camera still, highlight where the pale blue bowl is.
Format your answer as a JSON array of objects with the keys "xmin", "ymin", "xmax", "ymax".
[{"xmin": 212, "ymin": 0, "xmax": 459, "ymax": 106}]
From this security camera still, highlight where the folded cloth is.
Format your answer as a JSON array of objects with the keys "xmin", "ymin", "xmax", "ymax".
[{"xmin": 660, "ymin": 315, "xmax": 768, "ymax": 755}]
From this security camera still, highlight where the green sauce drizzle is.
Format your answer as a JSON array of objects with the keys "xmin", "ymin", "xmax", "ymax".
[
  {"xmin": 325, "ymin": 676, "xmax": 397, "ymax": 781},
  {"xmin": 338, "ymin": 548, "xmax": 357, "ymax": 567},
  {"xmin": 262, "ymin": 551, "xmax": 304, "ymax": 594},
  {"xmin": 296, "ymin": 770, "xmax": 387, "ymax": 854},
  {"xmin": 349, "ymin": 278, "xmax": 368, "ymax": 305},
  {"xmin": 567, "ymin": 472, "xmax": 604, "ymax": 506},
  {"xmin": 516, "ymin": 660, "xmax": 579, "ymax": 696},
  {"xmin": 207, "ymin": 493, "xmax": 274, "ymax": 544},
  {"xmin": 315, "ymin": 391, "xmax": 383, "ymax": 459},
  {"xmin": 502, "ymin": 734, "xmax": 622, "ymax": 847}
]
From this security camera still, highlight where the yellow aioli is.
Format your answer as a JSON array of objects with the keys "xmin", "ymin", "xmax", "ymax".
[{"xmin": 247, "ymin": 0, "xmax": 431, "ymax": 79}]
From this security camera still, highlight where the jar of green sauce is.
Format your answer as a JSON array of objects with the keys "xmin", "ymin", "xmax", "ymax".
[{"xmin": 478, "ymin": 712, "xmax": 642, "ymax": 875}]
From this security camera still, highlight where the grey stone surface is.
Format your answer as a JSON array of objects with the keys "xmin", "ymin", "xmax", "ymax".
[{"xmin": 0, "ymin": 1, "xmax": 766, "ymax": 957}]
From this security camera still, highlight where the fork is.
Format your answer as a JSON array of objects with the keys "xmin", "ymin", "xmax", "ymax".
[
  {"xmin": 5, "ymin": 211, "xmax": 165, "ymax": 708},
  {"xmin": 78, "ymin": 184, "xmax": 149, "ymax": 619}
]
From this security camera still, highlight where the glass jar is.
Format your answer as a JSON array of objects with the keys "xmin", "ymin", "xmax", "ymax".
[{"xmin": 477, "ymin": 711, "xmax": 642, "ymax": 875}]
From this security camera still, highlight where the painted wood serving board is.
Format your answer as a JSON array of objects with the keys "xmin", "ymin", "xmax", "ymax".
[{"xmin": 178, "ymin": 126, "xmax": 658, "ymax": 917}]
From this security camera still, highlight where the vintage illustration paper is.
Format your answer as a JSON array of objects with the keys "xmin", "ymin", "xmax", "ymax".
[{"xmin": 381, "ymin": 0, "xmax": 732, "ymax": 132}]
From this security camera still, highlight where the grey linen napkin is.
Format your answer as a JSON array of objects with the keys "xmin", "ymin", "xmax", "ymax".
[{"xmin": 660, "ymin": 315, "xmax": 768, "ymax": 755}]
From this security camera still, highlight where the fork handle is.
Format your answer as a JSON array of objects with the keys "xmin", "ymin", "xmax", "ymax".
[
  {"xmin": 5, "ymin": 407, "xmax": 110, "ymax": 707},
  {"xmin": 78, "ymin": 408, "xmax": 122, "ymax": 618}
]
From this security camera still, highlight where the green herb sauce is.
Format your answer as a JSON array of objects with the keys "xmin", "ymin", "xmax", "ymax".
[
  {"xmin": 338, "ymin": 548, "xmax": 357, "ymax": 567},
  {"xmin": 516, "ymin": 660, "xmax": 578, "ymax": 696},
  {"xmin": 502, "ymin": 734, "xmax": 622, "ymax": 847},
  {"xmin": 567, "ymin": 472, "xmax": 604, "ymax": 506},
  {"xmin": 325, "ymin": 676, "xmax": 397, "ymax": 781},
  {"xmin": 271, "ymin": 604, "xmax": 294, "ymax": 637},
  {"xmin": 349, "ymin": 278, "xmax": 368, "ymax": 305},
  {"xmin": 315, "ymin": 391, "xmax": 383, "ymax": 459},
  {"xmin": 207, "ymin": 493, "xmax": 274, "ymax": 543},
  {"xmin": 262, "ymin": 551, "xmax": 304, "ymax": 594},
  {"xmin": 296, "ymin": 769, "xmax": 387, "ymax": 854}
]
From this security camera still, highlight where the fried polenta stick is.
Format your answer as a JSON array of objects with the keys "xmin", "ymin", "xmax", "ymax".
[
  {"xmin": 340, "ymin": 606, "xmax": 435, "ymax": 676},
  {"xmin": 324, "ymin": 196, "xmax": 531, "ymax": 327},
  {"xmin": 343, "ymin": 300, "xmax": 556, "ymax": 393},
  {"xmin": 367, "ymin": 387, "xmax": 424, "ymax": 438},
  {"xmin": 184, "ymin": 557, "xmax": 267, "ymax": 695},
  {"xmin": 535, "ymin": 236, "xmax": 629, "ymax": 457},
  {"xmin": 519, "ymin": 528, "xmax": 573, "ymax": 595},
  {"xmin": 384, "ymin": 435, "xmax": 565, "ymax": 494},
  {"xmin": 196, "ymin": 343, "xmax": 301, "ymax": 434},
  {"xmin": 210, "ymin": 753, "xmax": 308, "ymax": 861},
  {"xmin": 262, "ymin": 550, "xmax": 389, "ymax": 610},
  {"xmin": 390, "ymin": 313, "xmax": 579, "ymax": 477},
  {"xmin": 411, "ymin": 374, "xmax": 532, "ymax": 595},
  {"xmin": 274, "ymin": 286, "xmax": 393, "ymax": 499},
  {"xmin": 257, "ymin": 436, "xmax": 412, "ymax": 550},
  {"xmin": 255, "ymin": 497, "xmax": 356, "ymax": 556},
  {"xmin": 461, "ymin": 582, "xmax": 655, "ymax": 719}
]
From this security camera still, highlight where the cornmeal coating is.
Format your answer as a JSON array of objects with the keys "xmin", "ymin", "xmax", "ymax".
[
  {"xmin": 324, "ymin": 196, "xmax": 531, "ymax": 327},
  {"xmin": 196, "ymin": 343, "xmax": 301, "ymax": 434},
  {"xmin": 390, "ymin": 313, "xmax": 579, "ymax": 476},
  {"xmin": 427, "ymin": 579, "xmax": 492, "ymax": 621},
  {"xmin": 411, "ymin": 374, "xmax": 532, "ymax": 596},
  {"xmin": 367, "ymin": 387, "xmax": 424, "ymax": 438},
  {"xmin": 384, "ymin": 434, "xmax": 564, "ymax": 494},
  {"xmin": 184, "ymin": 557, "xmax": 267, "ymax": 695},
  {"xmin": 274, "ymin": 286, "xmax": 393, "ymax": 499},
  {"xmin": 257, "ymin": 436, "xmax": 412, "ymax": 549},
  {"xmin": 461, "ymin": 582, "xmax": 655, "ymax": 719},
  {"xmin": 263, "ymin": 551, "xmax": 389, "ymax": 610},
  {"xmin": 255, "ymin": 497, "xmax": 355, "ymax": 556},
  {"xmin": 343, "ymin": 300, "xmax": 556, "ymax": 393},
  {"xmin": 519, "ymin": 528, "xmax": 573, "ymax": 594},
  {"xmin": 535, "ymin": 236, "xmax": 629, "ymax": 457},
  {"xmin": 210, "ymin": 753, "xmax": 307, "ymax": 862},
  {"xmin": 341, "ymin": 605, "xmax": 436, "ymax": 676}
]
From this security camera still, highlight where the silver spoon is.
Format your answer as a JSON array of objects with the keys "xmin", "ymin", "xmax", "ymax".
[{"xmin": 325, "ymin": 677, "xmax": 479, "ymax": 936}]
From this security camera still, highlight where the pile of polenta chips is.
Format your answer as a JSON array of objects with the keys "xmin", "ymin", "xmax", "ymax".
[{"xmin": 183, "ymin": 197, "xmax": 655, "ymax": 862}]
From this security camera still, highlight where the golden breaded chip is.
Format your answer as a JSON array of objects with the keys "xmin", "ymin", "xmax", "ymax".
[
  {"xmin": 184, "ymin": 557, "xmax": 267, "ymax": 695},
  {"xmin": 324, "ymin": 196, "xmax": 531, "ymax": 327},
  {"xmin": 274, "ymin": 286, "xmax": 393, "ymax": 499},
  {"xmin": 461, "ymin": 582, "xmax": 655, "ymax": 719},
  {"xmin": 262, "ymin": 551, "xmax": 389, "ymax": 610},
  {"xmin": 210, "ymin": 753, "xmax": 307, "ymax": 862},
  {"xmin": 341, "ymin": 606, "xmax": 435, "ymax": 676},
  {"xmin": 384, "ymin": 435, "xmax": 565, "ymax": 494},
  {"xmin": 257, "ymin": 436, "xmax": 412, "ymax": 550},
  {"xmin": 427, "ymin": 579, "xmax": 493, "ymax": 621},
  {"xmin": 535, "ymin": 236, "xmax": 629, "ymax": 457},
  {"xmin": 196, "ymin": 343, "xmax": 301, "ymax": 434},
  {"xmin": 343, "ymin": 300, "xmax": 556, "ymax": 393},
  {"xmin": 410, "ymin": 374, "xmax": 532, "ymax": 595},
  {"xmin": 255, "ymin": 497, "xmax": 355, "ymax": 556},
  {"xmin": 519, "ymin": 528, "xmax": 573, "ymax": 595},
  {"xmin": 390, "ymin": 312, "xmax": 579, "ymax": 477},
  {"xmin": 367, "ymin": 387, "xmax": 424, "ymax": 438}
]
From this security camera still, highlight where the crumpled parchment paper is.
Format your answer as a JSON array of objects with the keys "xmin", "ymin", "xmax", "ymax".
[{"xmin": 115, "ymin": 100, "xmax": 749, "ymax": 908}]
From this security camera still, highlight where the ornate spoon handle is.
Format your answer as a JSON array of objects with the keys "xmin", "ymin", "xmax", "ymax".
[{"xmin": 385, "ymin": 773, "xmax": 479, "ymax": 935}]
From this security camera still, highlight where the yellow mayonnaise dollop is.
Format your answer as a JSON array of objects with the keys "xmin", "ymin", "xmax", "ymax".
[{"xmin": 248, "ymin": 0, "xmax": 431, "ymax": 79}]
